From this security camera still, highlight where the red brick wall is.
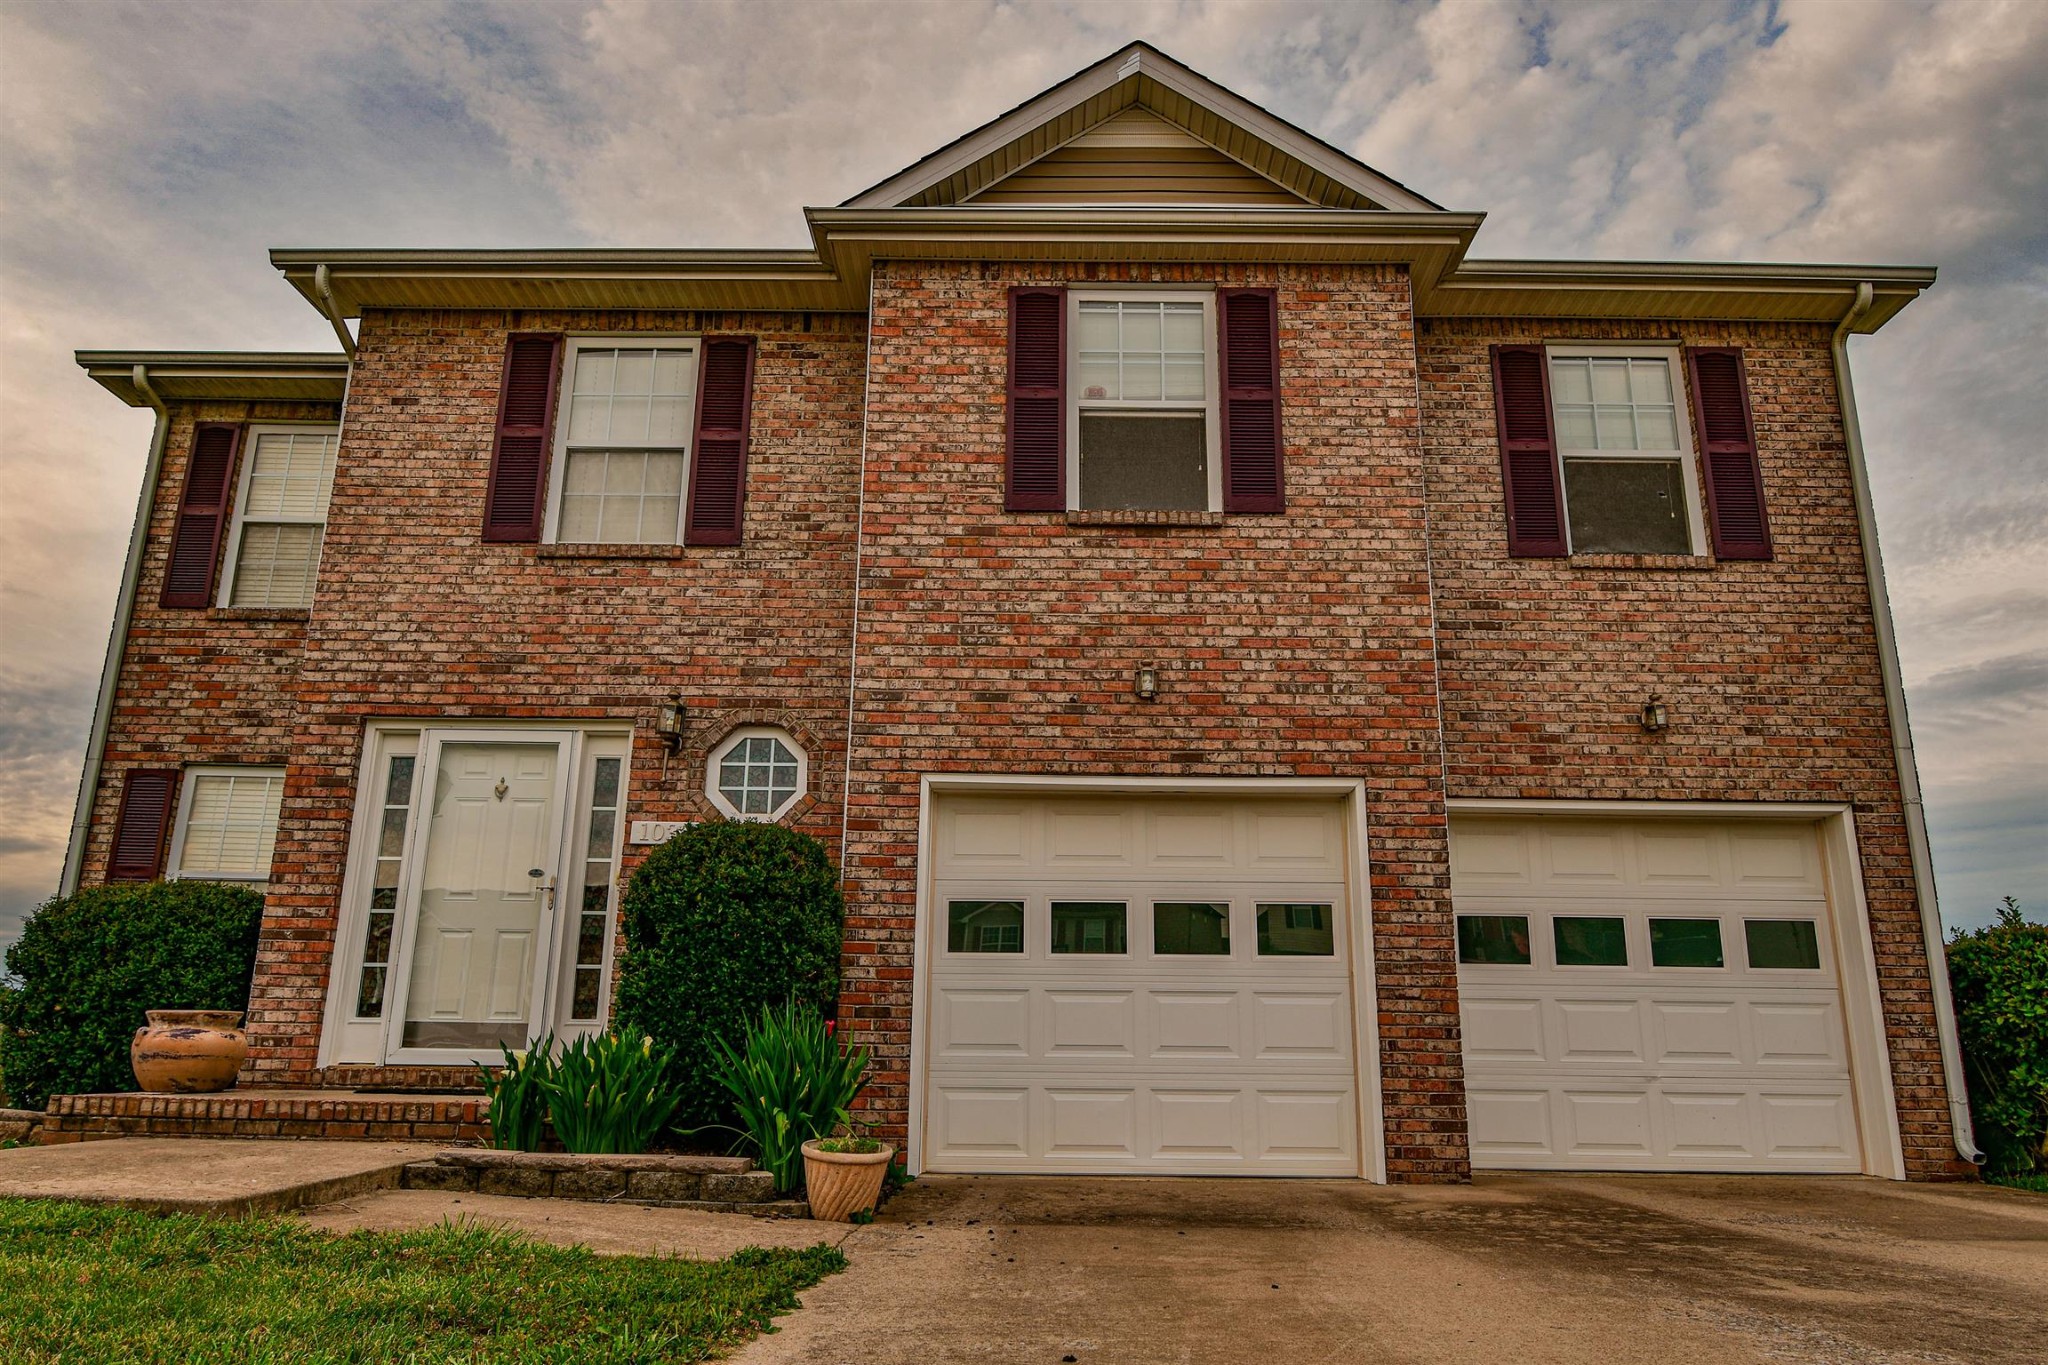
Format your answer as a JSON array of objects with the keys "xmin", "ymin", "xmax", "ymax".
[
  {"xmin": 80, "ymin": 400, "xmax": 341, "ymax": 883},
  {"xmin": 243, "ymin": 309, "xmax": 868, "ymax": 1081},
  {"xmin": 1419, "ymin": 317, "xmax": 1962, "ymax": 1176},
  {"xmin": 841, "ymin": 261, "xmax": 1466, "ymax": 1179}
]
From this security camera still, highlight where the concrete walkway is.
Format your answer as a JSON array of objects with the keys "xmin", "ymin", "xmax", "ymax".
[
  {"xmin": 732, "ymin": 1173, "xmax": 2048, "ymax": 1365},
  {"xmin": 0, "ymin": 1137, "xmax": 441, "ymax": 1216}
]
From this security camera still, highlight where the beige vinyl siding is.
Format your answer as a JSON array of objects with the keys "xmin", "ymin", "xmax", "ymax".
[{"xmin": 969, "ymin": 109, "xmax": 1315, "ymax": 207}]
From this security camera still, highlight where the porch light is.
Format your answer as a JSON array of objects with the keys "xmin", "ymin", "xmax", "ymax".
[
  {"xmin": 1134, "ymin": 665, "xmax": 1159, "ymax": 701},
  {"xmin": 1639, "ymin": 695, "xmax": 1669, "ymax": 733},
  {"xmin": 656, "ymin": 695, "xmax": 687, "ymax": 751}
]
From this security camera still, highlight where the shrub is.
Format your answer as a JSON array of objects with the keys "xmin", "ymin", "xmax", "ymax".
[
  {"xmin": 613, "ymin": 821, "xmax": 844, "ymax": 1129},
  {"xmin": 546, "ymin": 1032, "xmax": 685, "ymax": 1155},
  {"xmin": 0, "ymin": 881, "xmax": 263, "ymax": 1110},
  {"xmin": 710, "ymin": 999, "xmax": 869, "ymax": 1194},
  {"xmin": 1947, "ymin": 897, "xmax": 2048, "ymax": 1176}
]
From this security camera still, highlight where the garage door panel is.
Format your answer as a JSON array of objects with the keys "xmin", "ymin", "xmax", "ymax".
[
  {"xmin": 1045, "ymin": 1089, "xmax": 1139, "ymax": 1158},
  {"xmin": 1751, "ymin": 1001, "xmax": 1846, "ymax": 1066},
  {"xmin": 1661, "ymin": 1090, "xmax": 1753, "ymax": 1156},
  {"xmin": 1467, "ymin": 1089, "xmax": 1555, "ymax": 1158},
  {"xmin": 1561, "ymin": 1089, "xmax": 1655, "ymax": 1157},
  {"xmin": 1150, "ymin": 1089, "xmax": 1247, "ymax": 1159},
  {"xmin": 1543, "ymin": 828, "xmax": 1628, "ymax": 885},
  {"xmin": 1047, "ymin": 808, "xmax": 1134, "ymax": 866},
  {"xmin": 1650, "ymin": 1000, "xmax": 1744, "ymax": 1064},
  {"xmin": 1253, "ymin": 1089, "xmax": 1353, "ymax": 1161},
  {"xmin": 1252, "ymin": 990, "xmax": 1350, "ymax": 1059},
  {"xmin": 1150, "ymin": 991, "xmax": 1242, "ymax": 1057},
  {"xmin": 1463, "ymin": 998, "xmax": 1547, "ymax": 1062},
  {"xmin": 1637, "ymin": 828, "xmax": 1720, "ymax": 887},
  {"xmin": 1555, "ymin": 999, "xmax": 1647, "ymax": 1061},
  {"xmin": 1149, "ymin": 809, "xmax": 1235, "ymax": 867},
  {"xmin": 1759, "ymin": 1092, "xmax": 1858, "ymax": 1160},
  {"xmin": 930, "ymin": 1087, "xmax": 1031, "ymax": 1158},
  {"xmin": 934, "ymin": 988, "xmax": 1030, "ymax": 1057},
  {"xmin": 1046, "ymin": 991, "xmax": 1136, "ymax": 1056}
]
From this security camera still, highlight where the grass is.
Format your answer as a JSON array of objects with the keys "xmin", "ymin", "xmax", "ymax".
[
  {"xmin": 1986, "ymin": 1171, "xmax": 2048, "ymax": 1194},
  {"xmin": 0, "ymin": 1198, "xmax": 845, "ymax": 1364}
]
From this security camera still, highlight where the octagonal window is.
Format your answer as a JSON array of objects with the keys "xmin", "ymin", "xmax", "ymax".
[{"xmin": 707, "ymin": 727, "xmax": 806, "ymax": 821}]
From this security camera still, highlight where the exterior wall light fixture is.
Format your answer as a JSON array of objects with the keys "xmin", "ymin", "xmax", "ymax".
[
  {"xmin": 1640, "ymin": 695, "xmax": 1669, "ymax": 733},
  {"xmin": 656, "ymin": 694, "xmax": 686, "ymax": 781},
  {"xmin": 1134, "ymin": 665, "xmax": 1160, "ymax": 701}
]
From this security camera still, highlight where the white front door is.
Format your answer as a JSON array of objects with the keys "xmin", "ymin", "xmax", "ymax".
[
  {"xmin": 386, "ymin": 737, "xmax": 571, "ymax": 1060},
  {"xmin": 922, "ymin": 793, "xmax": 1364, "ymax": 1176},
  {"xmin": 1452, "ymin": 814, "xmax": 1865, "ymax": 1172}
]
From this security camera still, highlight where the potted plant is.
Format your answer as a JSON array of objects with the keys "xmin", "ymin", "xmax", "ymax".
[{"xmin": 801, "ymin": 1132, "xmax": 896, "ymax": 1222}]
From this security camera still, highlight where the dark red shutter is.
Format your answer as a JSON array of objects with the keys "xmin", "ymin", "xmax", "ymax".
[
  {"xmin": 1490, "ymin": 345, "xmax": 1568, "ymax": 557},
  {"xmin": 159, "ymin": 423, "xmax": 243, "ymax": 607},
  {"xmin": 108, "ymin": 768, "xmax": 179, "ymax": 881},
  {"xmin": 1005, "ymin": 286, "xmax": 1065, "ymax": 511},
  {"xmin": 1218, "ymin": 288, "xmax": 1284, "ymax": 514},
  {"xmin": 482, "ymin": 333, "xmax": 563, "ymax": 543},
  {"xmin": 1686, "ymin": 347, "xmax": 1773, "ymax": 560},
  {"xmin": 684, "ymin": 336, "xmax": 757, "ymax": 546}
]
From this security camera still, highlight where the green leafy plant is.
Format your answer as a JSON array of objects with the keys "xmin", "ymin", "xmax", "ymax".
[
  {"xmin": 1947, "ymin": 897, "xmax": 2048, "ymax": 1176},
  {"xmin": 812, "ymin": 1135, "xmax": 882, "ymax": 1154},
  {"xmin": 614, "ymin": 820, "xmax": 844, "ymax": 1130},
  {"xmin": 477, "ymin": 1036, "xmax": 557, "ymax": 1152},
  {"xmin": 0, "ymin": 882, "xmax": 262, "ymax": 1110},
  {"xmin": 546, "ymin": 1032, "xmax": 685, "ymax": 1155},
  {"xmin": 710, "ymin": 1000, "xmax": 869, "ymax": 1195}
]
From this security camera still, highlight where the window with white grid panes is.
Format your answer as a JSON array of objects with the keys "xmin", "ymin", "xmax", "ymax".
[
  {"xmin": 169, "ymin": 768, "xmax": 285, "ymax": 881},
  {"xmin": 222, "ymin": 428, "xmax": 338, "ymax": 608},
  {"xmin": 706, "ymin": 728, "xmax": 807, "ymax": 821},
  {"xmin": 1070, "ymin": 294, "xmax": 1219, "ymax": 512},
  {"xmin": 551, "ymin": 341, "xmax": 698, "ymax": 544},
  {"xmin": 1547, "ymin": 350, "xmax": 1703, "ymax": 555},
  {"xmin": 353, "ymin": 752, "xmax": 416, "ymax": 1020},
  {"xmin": 572, "ymin": 756, "xmax": 623, "ymax": 1020}
]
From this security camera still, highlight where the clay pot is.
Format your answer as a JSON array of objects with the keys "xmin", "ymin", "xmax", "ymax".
[
  {"xmin": 130, "ymin": 1010, "xmax": 249, "ymax": 1094},
  {"xmin": 801, "ymin": 1139, "xmax": 896, "ymax": 1222}
]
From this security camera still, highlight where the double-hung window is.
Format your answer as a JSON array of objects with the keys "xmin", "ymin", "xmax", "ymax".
[
  {"xmin": 220, "ymin": 426, "xmax": 339, "ymax": 608},
  {"xmin": 1069, "ymin": 292, "xmax": 1221, "ymax": 512},
  {"xmin": 547, "ymin": 339, "xmax": 699, "ymax": 544},
  {"xmin": 1547, "ymin": 347, "xmax": 1706, "ymax": 555},
  {"xmin": 167, "ymin": 766, "xmax": 286, "ymax": 883}
]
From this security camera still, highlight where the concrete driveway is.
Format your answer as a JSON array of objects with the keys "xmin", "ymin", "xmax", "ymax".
[{"xmin": 735, "ymin": 1173, "xmax": 2048, "ymax": 1365}]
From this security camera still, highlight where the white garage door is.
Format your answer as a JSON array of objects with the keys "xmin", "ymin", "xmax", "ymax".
[
  {"xmin": 1452, "ymin": 815, "xmax": 1863, "ymax": 1172},
  {"xmin": 922, "ymin": 793, "xmax": 1362, "ymax": 1175}
]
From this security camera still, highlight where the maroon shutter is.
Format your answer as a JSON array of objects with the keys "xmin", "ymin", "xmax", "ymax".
[
  {"xmin": 1490, "ymin": 345, "xmax": 1568, "ymax": 557},
  {"xmin": 108, "ymin": 768, "xmax": 179, "ymax": 881},
  {"xmin": 159, "ymin": 423, "xmax": 242, "ymax": 607},
  {"xmin": 1005, "ymin": 286, "xmax": 1065, "ymax": 511},
  {"xmin": 684, "ymin": 336, "xmax": 757, "ymax": 546},
  {"xmin": 482, "ymin": 333, "xmax": 563, "ymax": 543},
  {"xmin": 1686, "ymin": 347, "xmax": 1773, "ymax": 560},
  {"xmin": 1218, "ymin": 288, "xmax": 1284, "ymax": 514}
]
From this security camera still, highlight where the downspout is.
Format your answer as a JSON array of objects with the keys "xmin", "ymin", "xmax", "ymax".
[
  {"xmin": 314, "ymin": 264, "xmax": 358, "ymax": 359},
  {"xmin": 60, "ymin": 365, "xmax": 172, "ymax": 895},
  {"xmin": 1831, "ymin": 282, "xmax": 1983, "ymax": 1166}
]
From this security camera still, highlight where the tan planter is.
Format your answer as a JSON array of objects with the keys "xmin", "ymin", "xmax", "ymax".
[
  {"xmin": 801, "ymin": 1139, "xmax": 896, "ymax": 1222},
  {"xmin": 131, "ymin": 1010, "xmax": 249, "ymax": 1094}
]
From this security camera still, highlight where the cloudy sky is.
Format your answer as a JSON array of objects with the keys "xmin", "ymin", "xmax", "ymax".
[{"xmin": 1, "ymin": 0, "xmax": 2041, "ymax": 965}]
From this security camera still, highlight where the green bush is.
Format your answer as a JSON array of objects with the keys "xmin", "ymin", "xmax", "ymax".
[
  {"xmin": 1947, "ymin": 897, "xmax": 2048, "ymax": 1176},
  {"xmin": 711, "ymin": 999, "xmax": 869, "ymax": 1193},
  {"xmin": 0, "ymin": 882, "xmax": 263, "ymax": 1111},
  {"xmin": 614, "ymin": 821, "xmax": 844, "ymax": 1130},
  {"xmin": 479, "ymin": 1031, "xmax": 687, "ymax": 1154}
]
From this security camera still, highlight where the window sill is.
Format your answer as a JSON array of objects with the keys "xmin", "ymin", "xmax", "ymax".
[
  {"xmin": 537, "ymin": 543, "xmax": 688, "ymax": 560},
  {"xmin": 215, "ymin": 606, "xmax": 312, "ymax": 621},
  {"xmin": 1065, "ymin": 509, "xmax": 1227, "ymax": 528},
  {"xmin": 1568, "ymin": 553, "xmax": 1717, "ymax": 571}
]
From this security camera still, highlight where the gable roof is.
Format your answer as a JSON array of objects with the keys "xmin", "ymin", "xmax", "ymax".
[{"xmin": 842, "ymin": 42, "xmax": 1440, "ymax": 213}]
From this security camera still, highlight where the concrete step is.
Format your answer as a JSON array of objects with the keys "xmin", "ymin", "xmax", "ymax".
[{"xmin": 0, "ymin": 1137, "xmax": 442, "ymax": 1217}]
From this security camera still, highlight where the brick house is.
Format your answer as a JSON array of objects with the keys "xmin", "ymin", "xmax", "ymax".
[{"xmin": 58, "ymin": 45, "xmax": 1977, "ymax": 1181}]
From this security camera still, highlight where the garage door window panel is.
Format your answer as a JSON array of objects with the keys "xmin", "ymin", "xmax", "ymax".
[
  {"xmin": 1458, "ymin": 914, "xmax": 1532, "ymax": 965},
  {"xmin": 1649, "ymin": 918, "xmax": 1725, "ymax": 968},
  {"xmin": 1153, "ymin": 902, "xmax": 1230, "ymax": 956},
  {"xmin": 1256, "ymin": 903, "xmax": 1334, "ymax": 957},
  {"xmin": 1051, "ymin": 901, "xmax": 1127, "ymax": 955},
  {"xmin": 1745, "ymin": 919, "xmax": 1822, "ymax": 971},
  {"xmin": 1553, "ymin": 915, "xmax": 1628, "ymax": 967},
  {"xmin": 949, "ymin": 900, "xmax": 1025, "ymax": 954}
]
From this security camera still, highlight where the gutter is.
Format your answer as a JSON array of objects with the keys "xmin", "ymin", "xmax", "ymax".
[
  {"xmin": 313, "ymin": 264, "xmax": 358, "ymax": 359},
  {"xmin": 1831, "ymin": 281, "xmax": 1983, "ymax": 1166},
  {"xmin": 61, "ymin": 365, "xmax": 172, "ymax": 894}
]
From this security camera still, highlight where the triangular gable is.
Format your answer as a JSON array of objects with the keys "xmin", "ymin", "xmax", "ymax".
[
  {"xmin": 966, "ymin": 108, "xmax": 1314, "ymax": 207},
  {"xmin": 843, "ymin": 43, "xmax": 1438, "ymax": 212}
]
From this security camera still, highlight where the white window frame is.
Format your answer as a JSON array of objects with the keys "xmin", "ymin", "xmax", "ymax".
[
  {"xmin": 543, "ymin": 335, "xmax": 700, "ymax": 546},
  {"xmin": 1545, "ymin": 344, "xmax": 1708, "ymax": 555},
  {"xmin": 216, "ymin": 423, "xmax": 340, "ymax": 609},
  {"xmin": 705, "ymin": 726, "xmax": 809, "ymax": 822},
  {"xmin": 1065, "ymin": 289, "xmax": 1223, "ymax": 513},
  {"xmin": 166, "ymin": 764, "xmax": 286, "ymax": 884}
]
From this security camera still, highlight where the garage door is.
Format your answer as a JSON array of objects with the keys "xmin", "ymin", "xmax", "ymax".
[
  {"xmin": 922, "ymin": 793, "xmax": 1362, "ymax": 1175},
  {"xmin": 1452, "ymin": 815, "xmax": 1863, "ymax": 1172}
]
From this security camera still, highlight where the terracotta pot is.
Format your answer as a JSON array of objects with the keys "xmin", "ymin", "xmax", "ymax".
[
  {"xmin": 801, "ymin": 1139, "xmax": 896, "ymax": 1222},
  {"xmin": 131, "ymin": 1010, "xmax": 249, "ymax": 1094}
]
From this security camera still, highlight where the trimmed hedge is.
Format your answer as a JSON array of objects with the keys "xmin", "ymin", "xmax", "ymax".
[
  {"xmin": 0, "ymin": 881, "xmax": 264, "ymax": 1111},
  {"xmin": 1947, "ymin": 898, "xmax": 2048, "ymax": 1176},
  {"xmin": 613, "ymin": 821, "xmax": 843, "ymax": 1131}
]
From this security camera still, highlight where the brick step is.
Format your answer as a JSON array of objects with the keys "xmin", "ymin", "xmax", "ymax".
[
  {"xmin": 40, "ymin": 1090, "xmax": 488, "ymax": 1144},
  {"xmin": 402, "ymin": 1148, "xmax": 806, "ymax": 1215}
]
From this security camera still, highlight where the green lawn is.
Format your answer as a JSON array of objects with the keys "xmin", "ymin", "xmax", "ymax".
[
  {"xmin": 1987, "ymin": 1171, "xmax": 2048, "ymax": 1194},
  {"xmin": 0, "ymin": 1198, "xmax": 844, "ymax": 1364}
]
